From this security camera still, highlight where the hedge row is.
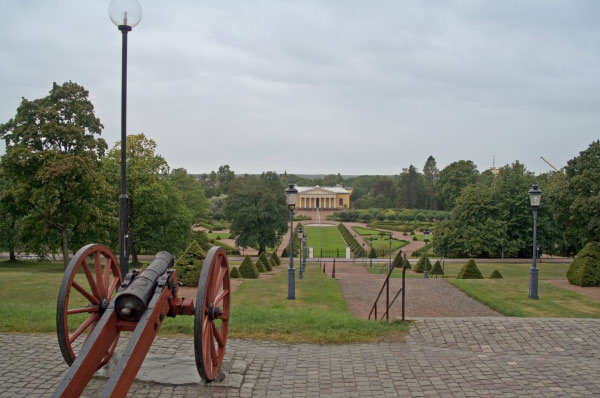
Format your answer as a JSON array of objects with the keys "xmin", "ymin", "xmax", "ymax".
[{"xmin": 337, "ymin": 223, "xmax": 366, "ymax": 258}]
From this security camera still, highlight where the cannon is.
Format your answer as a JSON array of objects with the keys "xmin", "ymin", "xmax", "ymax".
[{"xmin": 53, "ymin": 243, "xmax": 230, "ymax": 398}]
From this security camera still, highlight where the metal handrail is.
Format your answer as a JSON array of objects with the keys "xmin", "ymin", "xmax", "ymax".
[{"xmin": 368, "ymin": 262, "xmax": 407, "ymax": 321}]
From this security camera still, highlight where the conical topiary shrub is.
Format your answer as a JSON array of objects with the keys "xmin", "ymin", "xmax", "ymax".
[
  {"xmin": 174, "ymin": 241, "xmax": 206, "ymax": 286},
  {"xmin": 414, "ymin": 253, "xmax": 432, "ymax": 273},
  {"xmin": 255, "ymin": 257, "xmax": 267, "ymax": 272},
  {"xmin": 230, "ymin": 266, "xmax": 241, "ymax": 278},
  {"xmin": 567, "ymin": 242, "xmax": 600, "ymax": 287},
  {"xmin": 281, "ymin": 247, "xmax": 289, "ymax": 258},
  {"xmin": 403, "ymin": 256, "xmax": 412, "ymax": 270},
  {"xmin": 489, "ymin": 269, "xmax": 503, "ymax": 279},
  {"xmin": 239, "ymin": 256, "xmax": 259, "ymax": 279},
  {"xmin": 259, "ymin": 252, "xmax": 272, "ymax": 271},
  {"xmin": 369, "ymin": 247, "xmax": 377, "ymax": 259},
  {"xmin": 271, "ymin": 251, "xmax": 281, "ymax": 266},
  {"xmin": 269, "ymin": 258, "xmax": 277, "ymax": 270},
  {"xmin": 430, "ymin": 260, "xmax": 444, "ymax": 277},
  {"xmin": 456, "ymin": 259, "xmax": 484, "ymax": 279},
  {"xmin": 392, "ymin": 251, "xmax": 404, "ymax": 268}
]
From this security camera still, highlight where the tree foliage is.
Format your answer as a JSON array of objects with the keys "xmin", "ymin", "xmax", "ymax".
[
  {"xmin": 169, "ymin": 168, "xmax": 208, "ymax": 223},
  {"xmin": 0, "ymin": 81, "xmax": 111, "ymax": 266},
  {"xmin": 225, "ymin": 172, "xmax": 288, "ymax": 253},
  {"xmin": 437, "ymin": 160, "xmax": 479, "ymax": 210}
]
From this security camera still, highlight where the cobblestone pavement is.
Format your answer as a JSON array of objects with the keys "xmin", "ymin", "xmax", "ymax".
[{"xmin": 1, "ymin": 317, "xmax": 599, "ymax": 397}]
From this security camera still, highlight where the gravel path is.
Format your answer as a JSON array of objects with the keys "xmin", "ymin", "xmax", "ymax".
[
  {"xmin": 546, "ymin": 279, "xmax": 600, "ymax": 301},
  {"xmin": 324, "ymin": 262, "xmax": 502, "ymax": 319}
]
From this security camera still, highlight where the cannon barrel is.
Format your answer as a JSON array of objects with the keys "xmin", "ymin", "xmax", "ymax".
[{"xmin": 115, "ymin": 251, "xmax": 174, "ymax": 322}]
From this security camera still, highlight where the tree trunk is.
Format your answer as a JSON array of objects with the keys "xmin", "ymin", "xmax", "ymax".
[
  {"xmin": 132, "ymin": 246, "xmax": 139, "ymax": 265},
  {"xmin": 59, "ymin": 194, "xmax": 69, "ymax": 269},
  {"xmin": 9, "ymin": 247, "xmax": 16, "ymax": 262}
]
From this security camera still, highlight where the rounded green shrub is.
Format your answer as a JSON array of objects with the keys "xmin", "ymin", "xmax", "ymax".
[
  {"xmin": 259, "ymin": 252, "xmax": 272, "ymax": 271},
  {"xmin": 174, "ymin": 241, "xmax": 206, "ymax": 286},
  {"xmin": 271, "ymin": 251, "xmax": 281, "ymax": 266},
  {"xmin": 430, "ymin": 260, "xmax": 444, "ymax": 277},
  {"xmin": 567, "ymin": 242, "xmax": 600, "ymax": 287},
  {"xmin": 456, "ymin": 259, "xmax": 483, "ymax": 279},
  {"xmin": 489, "ymin": 269, "xmax": 503, "ymax": 279},
  {"xmin": 413, "ymin": 253, "xmax": 432, "ymax": 273},
  {"xmin": 255, "ymin": 257, "xmax": 267, "ymax": 273},
  {"xmin": 412, "ymin": 236, "xmax": 418, "ymax": 241},
  {"xmin": 229, "ymin": 266, "xmax": 241, "ymax": 278},
  {"xmin": 239, "ymin": 256, "xmax": 259, "ymax": 279}
]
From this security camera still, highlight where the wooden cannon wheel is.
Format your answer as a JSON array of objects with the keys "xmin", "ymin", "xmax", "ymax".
[
  {"xmin": 56, "ymin": 244, "xmax": 122, "ymax": 367},
  {"xmin": 194, "ymin": 246, "xmax": 231, "ymax": 381}
]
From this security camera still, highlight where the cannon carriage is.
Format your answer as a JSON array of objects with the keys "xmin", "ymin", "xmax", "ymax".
[{"xmin": 53, "ymin": 243, "xmax": 230, "ymax": 398}]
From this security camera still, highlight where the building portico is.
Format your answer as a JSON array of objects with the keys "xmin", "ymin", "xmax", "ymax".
[{"xmin": 294, "ymin": 185, "xmax": 352, "ymax": 209}]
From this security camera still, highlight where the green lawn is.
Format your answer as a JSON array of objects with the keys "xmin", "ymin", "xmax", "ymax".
[
  {"xmin": 207, "ymin": 232, "xmax": 231, "ymax": 240},
  {"xmin": 0, "ymin": 260, "xmax": 409, "ymax": 343},
  {"xmin": 353, "ymin": 226, "xmax": 385, "ymax": 236},
  {"xmin": 448, "ymin": 279, "xmax": 600, "ymax": 318},
  {"xmin": 305, "ymin": 226, "xmax": 347, "ymax": 256},
  {"xmin": 352, "ymin": 226, "xmax": 408, "ymax": 257}
]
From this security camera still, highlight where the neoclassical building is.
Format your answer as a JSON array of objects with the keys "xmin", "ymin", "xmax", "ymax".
[{"xmin": 295, "ymin": 185, "xmax": 353, "ymax": 209}]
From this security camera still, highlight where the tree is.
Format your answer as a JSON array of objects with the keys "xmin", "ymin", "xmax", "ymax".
[
  {"xmin": 0, "ymin": 164, "xmax": 26, "ymax": 261},
  {"xmin": 225, "ymin": 172, "xmax": 288, "ymax": 254},
  {"xmin": 0, "ymin": 81, "xmax": 111, "ymax": 267},
  {"xmin": 423, "ymin": 156, "xmax": 440, "ymax": 210},
  {"xmin": 208, "ymin": 194, "xmax": 228, "ymax": 220},
  {"xmin": 169, "ymin": 168, "xmax": 208, "ymax": 223},
  {"xmin": 437, "ymin": 160, "xmax": 479, "ymax": 210},
  {"xmin": 396, "ymin": 165, "xmax": 425, "ymax": 209},
  {"xmin": 104, "ymin": 134, "xmax": 193, "ymax": 262}
]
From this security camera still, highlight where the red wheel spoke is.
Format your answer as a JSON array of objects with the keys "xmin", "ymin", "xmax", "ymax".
[
  {"xmin": 81, "ymin": 260, "xmax": 101, "ymax": 299},
  {"xmin": 69, "ymin": 313, "xmax": 98, "ymax": 343},
  {"xmin": 103, "ymin": 257, "xmax": 112, "ymax": 296},
  {"xmin": 67, "ymin": 306, "xmax": 99, "ymax": 315},
  {"xmin": 106, "ymin": 276, "xmax": 120, "ymax": 298},
  {"xmin": 211, "ymin": 322, "xmax": 224, "ymax": 347},
  {"xmin": 72, "ymin": 281, "xmax": 100, "ymax": 305},
  {"xmin": 209, "ymin": 328, "xmax": 218, "ymax": 364},
  {"xmin": 213, "ymin": 289, "xmax": 229, "ymax": 306},
  {"xmin": 214, "ymin": 264, "xmax": 227, "ymax": 290},
  {"xmin": 94, "ymin": 251, "xmax": 105, "ymax": 298}
]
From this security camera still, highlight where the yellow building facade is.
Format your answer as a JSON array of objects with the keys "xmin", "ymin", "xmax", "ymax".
[{"xmin": 295, "ymin": 185, "xmax": 353, "ymax": 209}]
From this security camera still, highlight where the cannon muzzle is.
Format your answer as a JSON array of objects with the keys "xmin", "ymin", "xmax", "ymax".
[{"xmin": 115, "ymin": 251, "xmax": 174, "ymax": 322}]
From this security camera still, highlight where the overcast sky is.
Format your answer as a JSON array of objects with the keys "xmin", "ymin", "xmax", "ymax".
[{"xmin": 1, "ymin": 1, "xmax": 598, "ymax": 176}]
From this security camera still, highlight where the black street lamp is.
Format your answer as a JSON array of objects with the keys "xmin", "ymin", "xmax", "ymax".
[
  {"xmin": 423, "ymin": 229, "xmax": 430, "ymax": 279},
  {"xmin": 285, "ymin": 184, "xmax": 298, "ymax": 299},
  {"xmin": 528, "ymin": 183, "xmax": 542, "ymax": 299},
  {"xmin": 298, "ymin": 226, "xmax": 304, "ymax": 280},
  {"xmin": 369, "ymin": 236, "xmax": 373, "ymax": 267},
  {"xmin": 362, "ymin": 241, "xmax": 365, "ymax": 264},
  {"xmin": 109, "ymin": 0, "xmax": 142, "ymax": 278},
  {"xmin": 302, "ymin": 236, "xmax": 307, "ymax": 273},
  {"xmin": 388, "ymin": 234, "xmax": 393, "ymax": 271}
]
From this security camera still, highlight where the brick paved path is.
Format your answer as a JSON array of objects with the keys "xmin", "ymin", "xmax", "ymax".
[{"xmin": 2, "ymin": 317, "xmax": 599, "ymax": 397}]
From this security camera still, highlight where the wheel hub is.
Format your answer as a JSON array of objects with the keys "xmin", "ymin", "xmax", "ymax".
[
  {"xmin": 99, "ymin": 298, "xmax": 109, "ymax": 316},
  {"xmin": 207, "ymin": 302, "xmax": 223, "ymax": 321}
]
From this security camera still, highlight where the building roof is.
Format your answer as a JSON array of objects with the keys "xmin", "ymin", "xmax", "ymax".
[{"xmin": 295, "ymin": 185, "xmax": 351, "ymax": 194}]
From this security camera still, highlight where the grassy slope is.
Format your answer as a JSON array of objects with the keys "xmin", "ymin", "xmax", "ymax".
[
  {"xmin": 0, "ymin": 260, "xmax": 409, "ymax": 343},
  {"xmin": 305, "ymin": 226, "xmax": 347, "ymax": 253}
]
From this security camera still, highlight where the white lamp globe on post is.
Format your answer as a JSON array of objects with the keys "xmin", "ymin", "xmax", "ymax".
[
  {"xmin": 284, "ymin": 184, "xmax": 298, "ymax": 299},
  {"xmin": 109, "ymin": 0, "xmax": 142, "ymax": 278}
]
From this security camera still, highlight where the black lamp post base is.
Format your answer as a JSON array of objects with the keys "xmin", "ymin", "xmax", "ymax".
[
  {"xmin": 529, "ymin": 267, "xmax": 539, "ymax": 299},
  {"xmin": 287, "ymin": 267, "xmax": 295, "ymax": 300}
]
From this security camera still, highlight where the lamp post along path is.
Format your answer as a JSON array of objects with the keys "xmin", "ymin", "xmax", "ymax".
[
  {"xmin": 528, "ymin": 183, "xmax": 542, "ymax": 300},
  {"xmin": 285, "ymin": 184, "xmax": 298, "ymax": 299},
  {"xmin": 109, "ymin": 0, "xmax": 142, "ymax": 277},
  {"xmin": 298, "ymin": 227, "xmax": 304, "ymax": 280},
  {"xmin": 423, "ymin": 229, "xmax": 430, "ymax": 279}
]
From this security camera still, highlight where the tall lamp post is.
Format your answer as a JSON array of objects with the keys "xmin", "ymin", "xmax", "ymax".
[
  {"xmin": 298, "ymin": 227, "xmax": 304, "ymax": 280},
  {"xmin": 423, "ymin": 229, "xmax": 430, "ymax": 279},
  {"xmin": 109, "ymin": 0, "xmax": 142, "ymax": 278},
  {"xmin": 302, "ymin": 236, "xmax": 307, "ymax": 274},
  {"xmin": 388, "ymin": 234, "xmax": 393, "ymax": 271},
  {"xmin": 285, "ymin": 184, "xmax": 298, "ymax": 299},
  {"xmin": 362, "ymin": 242, "xmax": 365, "ymax": 264},
  {"xmin": 528, "ymin": 183, "xmax": 542, "ymax": 300},
  {"xmin": 369, "ymin": 236, "xmax": 373, "ymax": 267}
]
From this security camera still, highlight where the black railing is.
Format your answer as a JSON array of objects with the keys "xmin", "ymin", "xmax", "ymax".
[{"xmin": 368, "ymin": 263, "xmax": 407, "ymax": 321}]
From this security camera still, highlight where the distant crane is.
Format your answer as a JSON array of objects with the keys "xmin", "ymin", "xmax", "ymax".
[{"xmin": 540, "ymin": 156, "xmax": 560, "ymax": 172}]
